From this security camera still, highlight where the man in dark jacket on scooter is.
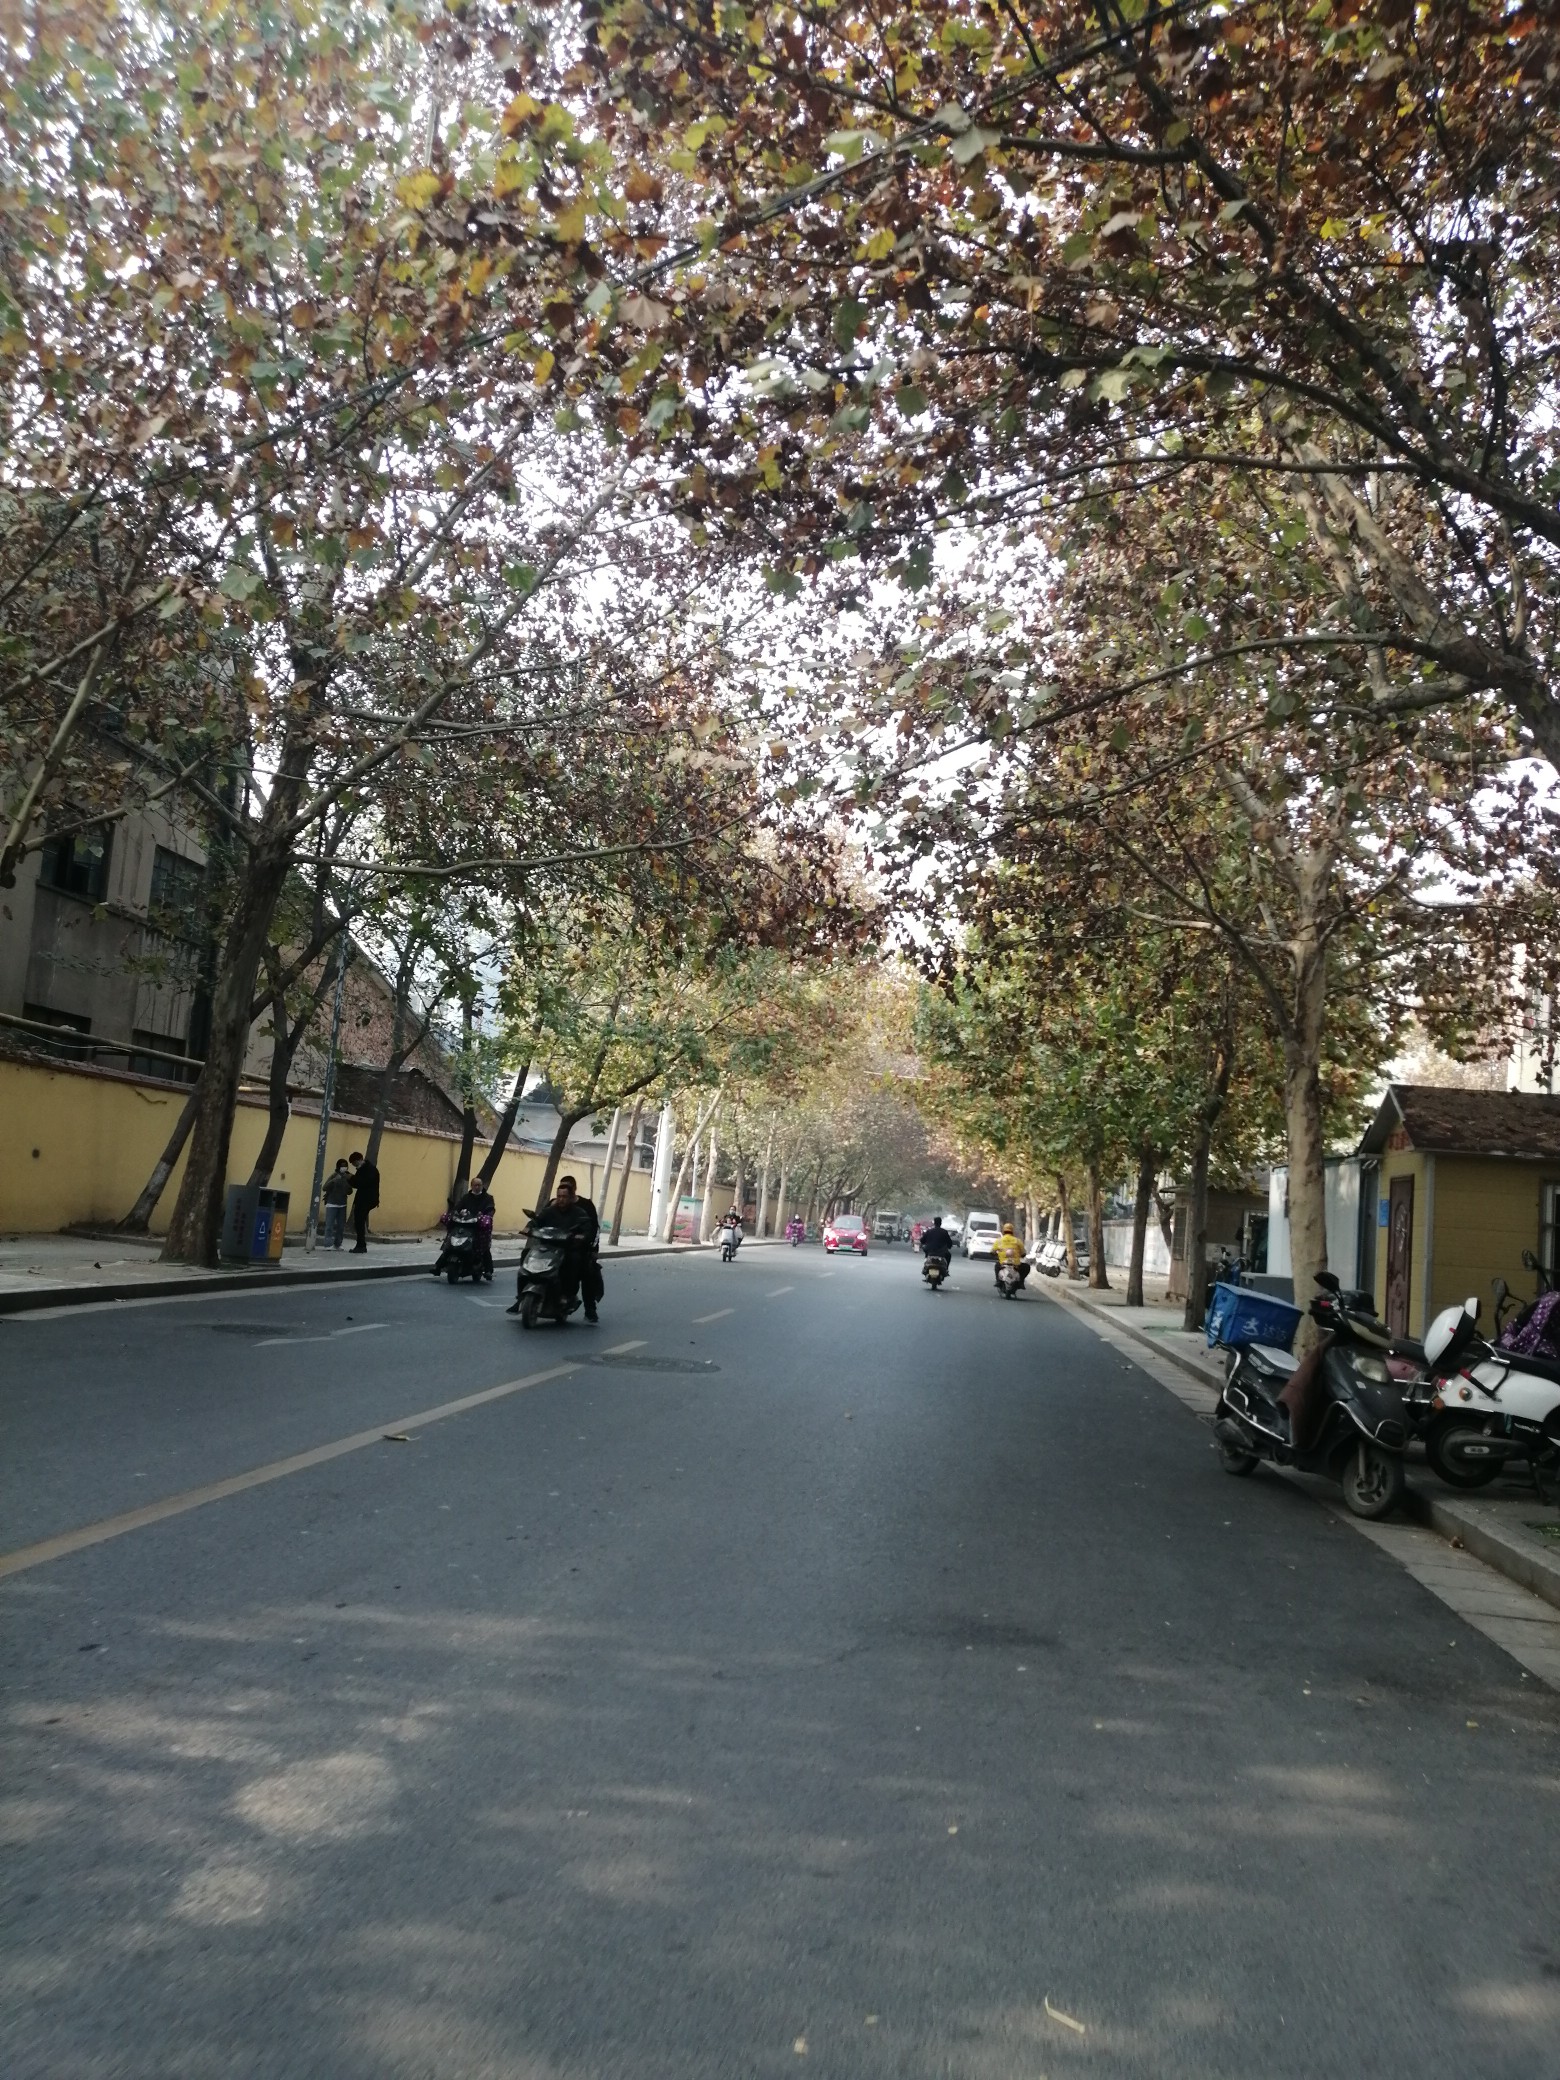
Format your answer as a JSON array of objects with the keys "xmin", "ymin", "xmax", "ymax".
[
  {"xmin": 920, "ymin": 1217, "xmax": 954, "ymax": 1273},
  {"xmin": 508, "ymin": 1174, "xmax": 601, "ymax": 1321},
  {"xmin": 452, "ymin": 1177, "xmax": 496, "ymax": 1280}
]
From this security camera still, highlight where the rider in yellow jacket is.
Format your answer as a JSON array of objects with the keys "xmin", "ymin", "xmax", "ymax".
[{"xmin": 992, "ymin": 1223, "xmax": 1028, "ymax": 1289}]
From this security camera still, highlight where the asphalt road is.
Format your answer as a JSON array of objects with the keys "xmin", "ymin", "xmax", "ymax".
[{"xmin": 3, "ymin": 1244, "xmax": 1559, "ymax": 2080}]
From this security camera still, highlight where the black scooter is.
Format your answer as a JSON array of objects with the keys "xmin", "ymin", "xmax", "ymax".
[
  {"xmin": 922, "ymin": 1254, "xmax": 950, "ymax": 1292},
  {"xmin": 513, "ymin": 1212, "xmax": 587, "ymax": 1330},
  {"xmin": 1213, "ymin": 1272, "xmax": 1409, "ymax": 1519}
]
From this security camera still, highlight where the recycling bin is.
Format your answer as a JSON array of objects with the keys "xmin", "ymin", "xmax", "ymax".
[{"xmin": 220, "ymin": 1184, "xmax": 291, "ymax": 1263}]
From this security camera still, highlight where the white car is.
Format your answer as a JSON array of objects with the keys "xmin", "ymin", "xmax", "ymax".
[{"xmin": 962, "ymin": 1211, "xmax": 1003, "ymax": 1258}]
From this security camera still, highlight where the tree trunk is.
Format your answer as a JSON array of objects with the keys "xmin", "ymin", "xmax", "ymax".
[
  {"xmin": 1126, "ymin": 1142, "xmax": 1155, "ymax": 1308},
  {"xmin": 365, "ymin": 941, "xmax": 429, "ymax": 1170},
  {"xmin": 477, "ymin": 1061, "xmax": 530, "ymax": 1191},
  {"xmin": 1057, "ymin": 1174, "xmax": 1077, "ymax": 1277},
  {"xmin": 1284, "ymin": 940, "xmax": 1331, "ymax": 1336},
  {"xmin": 775, "ymin": 1163, "xmax": 788, "ymax": 1235},
  {"xmin": 608, "ymin": 1093, "xmax": 646, "ymax": 1245},
  {"xmin": 535, "ymin": 1108, "xmax": 587, "ymax": 1216},
  {"xmin": 699, "ymin": 1123, "xmax": 721, "ymax": 1241},
  {"xmin": 162, "ymin": 841, "xmax": 295, "ymax": 1264},
  {"xmin": 450, "ymin": 996, "xmax": 478, "ymax": 1206},
  {"xmin": 756, "ymin": 1120, "xmax": 775, "ymax": 1235},
  {"xmin": 1181, "ymin": 1013, "xmax": 1237, "ymax": 1332},
  {"xmin": 598, "ymin": 1105, "xmax": 623, "ymax": 1221},
  {"xmin": 1087, "ymin": 1160, "xmax": 1110, "ymax": 1290},
  {"xmin": 117, "ymin": 1077, "xmax": 203, "ymax": 1233},
  {"xmin": 247, "ymin": 977, "xmax": 294, "ymax": 1188}
]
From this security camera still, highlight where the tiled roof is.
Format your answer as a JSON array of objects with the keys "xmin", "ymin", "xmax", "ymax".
[{"xmin": 1358, "ymin": 1084, "xmax": 1560, "ymax": 1159}]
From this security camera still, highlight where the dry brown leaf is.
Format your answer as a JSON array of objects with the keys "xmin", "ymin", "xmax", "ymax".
[{"xmin": 1044, "ymin": 1997, "xmax": 1086, "ymax": 2035}]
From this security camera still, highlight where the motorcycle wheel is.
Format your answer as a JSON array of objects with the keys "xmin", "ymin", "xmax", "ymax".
[
  {"xmin": 1424, "ymin": 1418, "xmax": 1503, "ymax": 1489},
  {"xmin": 518, "ymin": 1291, "xmax": 540, "ymax": 1330},
  {"xmin": 1340, "ymin": 1441, "xmax": 1406, "ymax": 1520},
  {"xmin": 1214, "ymin": 1425, "xmax": 1259, "ymax": 1476}
]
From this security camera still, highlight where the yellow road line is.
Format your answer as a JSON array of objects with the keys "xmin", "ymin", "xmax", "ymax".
[{"xmin": 0, "ymin": 1362, "xmax": 581, "ymax": 1581}]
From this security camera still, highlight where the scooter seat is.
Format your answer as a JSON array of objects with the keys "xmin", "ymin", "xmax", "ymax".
[{"xmin": 1491, "ymin": 1346, "xmax": 1560, "ymax": 1387}]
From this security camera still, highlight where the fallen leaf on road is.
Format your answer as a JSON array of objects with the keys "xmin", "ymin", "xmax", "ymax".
[
  {"xmin": 382, "ymin": 1433, "xmax": 415, "ymax": 1443},
  {"xmin": 865, "ymin": 2015, "xmax": 878, "ymax": 2026},
  {"xmin": 1044, "ymin": 1998, "xmax": 1086, "ymax": 2036},
  {"xmin": 948, "ymin": 1825, "xmax": 958, "ymax": 1835},
  {"xmin": 1466, "ymin": 1720, "xmax": 1479, "ymax": 1729},
  {"xmin": 793, "ymin": 2036, "xmax": 808, "ymax": 2055}
]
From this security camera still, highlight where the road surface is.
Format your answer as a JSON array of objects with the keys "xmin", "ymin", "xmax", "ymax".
[{"xmin": 2, "ymin": 1245, "xmax": 1557, "ymax": 2078}]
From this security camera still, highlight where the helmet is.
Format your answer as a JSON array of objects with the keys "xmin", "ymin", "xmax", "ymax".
[{"xmin": 1424, "ymin": 1298, "xmax": 1480, "ymax": 1373}]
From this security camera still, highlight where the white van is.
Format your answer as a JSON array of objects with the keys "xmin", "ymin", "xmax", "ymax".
[{"xmin": 962, "ymin": 1211, "xmax": 1003, "ymax": 1258}]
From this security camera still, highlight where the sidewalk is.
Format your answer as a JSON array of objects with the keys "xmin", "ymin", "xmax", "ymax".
[
  {"xmin": 1043, "ymin": 1272, "xmax": 1560, "ymax": 1617},
  {"xmin": 0, "ymin": 1229, "xmax": 769, "ymax": 1314}
]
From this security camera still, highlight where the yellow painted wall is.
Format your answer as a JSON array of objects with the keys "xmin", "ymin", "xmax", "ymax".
[
  {"xmin": 0, "ymin": 1058, "xmax": 654, "ymax": 1238},
  {"xmin": 1372, "ymin": 1151, "xmax": 1424, "ymax": 1326},
  {"xmin": 1430, "ymin": 1157, "xmax": 1554, "ymax": 1329}
]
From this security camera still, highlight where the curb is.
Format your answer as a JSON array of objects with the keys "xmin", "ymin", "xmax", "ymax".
[
  {"xmin": 0, "ymin": 1240, "xmax": 711, "ymax": 1317},
  {"xmin": 1038, "ymin": 1280, "xmax": 1223, "ymax": 1395},
  {"xmin": 1042, "ymin": 1282, "xmax": 1560, "ymax": 1617},
  {"xmin": 1400, "ymin": 1487, "xmax": 1560, "ymax": 1617}
]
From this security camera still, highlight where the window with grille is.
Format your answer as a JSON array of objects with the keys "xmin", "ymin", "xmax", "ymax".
[
  {"xmin": 37, "ymin": 826, "xmax": 111, "ymax": 902},
  {"xmin": 148, "ymin": 846, "xmax": 205, "ymax": 939},
  {"xmin": 20, "ymin": 1002, "xmax": 91, "ymax": 1058}
]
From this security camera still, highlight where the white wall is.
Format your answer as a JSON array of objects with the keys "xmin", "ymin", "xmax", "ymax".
[
  {"xmin": 1101, "ymin": 1218, "xmax": 1172, "ymax": 1275},
  {"xmin": 1267, "ymin": 1160, "xmax": 1362, "ymax": 1287}
]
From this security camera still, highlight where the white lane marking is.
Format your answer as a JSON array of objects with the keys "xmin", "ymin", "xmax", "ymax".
[
  {"xmin": 691, "ymin": 1309, "xmax": 734, "ymax": 1324},
  {"xmin": 818, "ymin": 1271, "xmax": 835, "ymax": 1280},
  {"xmin": 1039, "ymin": 1286, "xmax": 1560, "ymax": 1692},
  {"xmin": 766, "ymin": 1286, "xmax": 794, "ymax": 1298},
  {"xmin": 256, "ymin": 1321, "xmax": 389, "ymax": 1349},
  {"xmin": 470, "ymin": 1299, "xmax": 509, "ymax": 1308},
  {"xmin": 601, "ymin": 1339, "xmax": 647, "ymax": 1356},
  {"xmin": 0, "ymin": 1362, "xmax": 583, "ymax": 1580}
]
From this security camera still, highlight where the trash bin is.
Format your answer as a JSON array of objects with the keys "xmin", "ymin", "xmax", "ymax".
[{"xmin": 220, "ymin": 1184, "xmax": 291, "ymax": 1263}]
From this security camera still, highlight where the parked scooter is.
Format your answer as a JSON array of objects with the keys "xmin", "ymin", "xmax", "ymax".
[
  {"xmin": 513, "ymin": 1210, "xmax": 586, "ymax": 1330},
  {"xmin": 433, "ymin": 1209, "xmax": 493, "ymax": 1285},
  {"xmin": 1213, "ymin": 1272, "xmax": 1410, "ymax": 1519},
  {"xmin": 1421, "ymin": 1290, "xmax": 1560, "ymax": 1499}
]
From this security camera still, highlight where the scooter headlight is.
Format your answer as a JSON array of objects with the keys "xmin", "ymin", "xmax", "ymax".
[{"xmin": 1347, "ymin": 1352, "xmax": 1392, "ymax": 1386}]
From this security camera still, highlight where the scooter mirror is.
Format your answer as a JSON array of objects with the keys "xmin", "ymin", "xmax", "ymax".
[
  {"xmin": 1315, "ymin": 1271, "xmax": 1341, "ymax": 1292},
  {"xmin": 1493, "ymin": 1277, "xmax": 1508, "ymax": 1309},
  {"xmin": 1522, "ymin": 1249, "xmax": 1539, "ymax": 1273}
]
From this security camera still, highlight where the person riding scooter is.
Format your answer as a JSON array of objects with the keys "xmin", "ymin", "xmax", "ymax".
[
  {"xmin": 453, "ymin": 1177, "xmax": 496, "ymax": 1280},
  {"xmin": 920, "ymin": 1216, "xmax": 954, "ymax": 1284},
  {"xmin": 992, "ymin": 1222, "xmax": 1029, "ymax": 1292},
  {"xmin": 508, "ymin": 1174, "xmax": 601, "ymax": 1322}
]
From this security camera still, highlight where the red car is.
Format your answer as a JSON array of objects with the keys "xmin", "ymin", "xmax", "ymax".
[{"xmin": 823, "ymin": 1213, "xmax": 869, "ymax": 1256}]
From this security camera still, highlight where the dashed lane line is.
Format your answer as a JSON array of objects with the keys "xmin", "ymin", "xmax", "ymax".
[
  {"xmin": 256, "ymin": 1321, "xmax": 389, "ymax": 1349},
  {"xmin": 601, "ymin": 1339, "xmax": 647, "ymax": 1356},
  {"xmin": 691, "ymin": 1308, "xmax": 734, "ymax": 1325},
  {"xmin": 0, "ymin": 1361, "xmax": 582, "ymax": 1581},
  {"xmin": 766, "ymin": 1286, "xmax": 794, "ymax": 1297}
]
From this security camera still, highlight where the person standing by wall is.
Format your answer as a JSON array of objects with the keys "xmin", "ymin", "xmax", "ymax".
[
  {"xmin": 321, "ymin": 1159, "xmax": 352, "ymax": 1250},
  {"xmin": 347, "ymin": 1150, "xmax": 380, "ymax": 1253}
]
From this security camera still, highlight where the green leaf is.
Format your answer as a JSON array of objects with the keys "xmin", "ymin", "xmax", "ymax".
[
  {"xmin": 219, "ymin": 565, "xmax": 261, "ymax": 600},
  {"xmin": 896, "ymin": 383, "xmax": 929, "ymax": 417},
  {"xmin": 949, "ymin": 126, "xmax": 1000, "ymax": 165},
  {"xmin": 833, "ymin": 299, "xmax": 868, "ymax": 351}
]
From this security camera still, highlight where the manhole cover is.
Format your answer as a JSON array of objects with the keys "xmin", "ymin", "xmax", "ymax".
[{"xmin": 587, "ymin": 1354, "xmax": 721, "ymax": 1374}]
